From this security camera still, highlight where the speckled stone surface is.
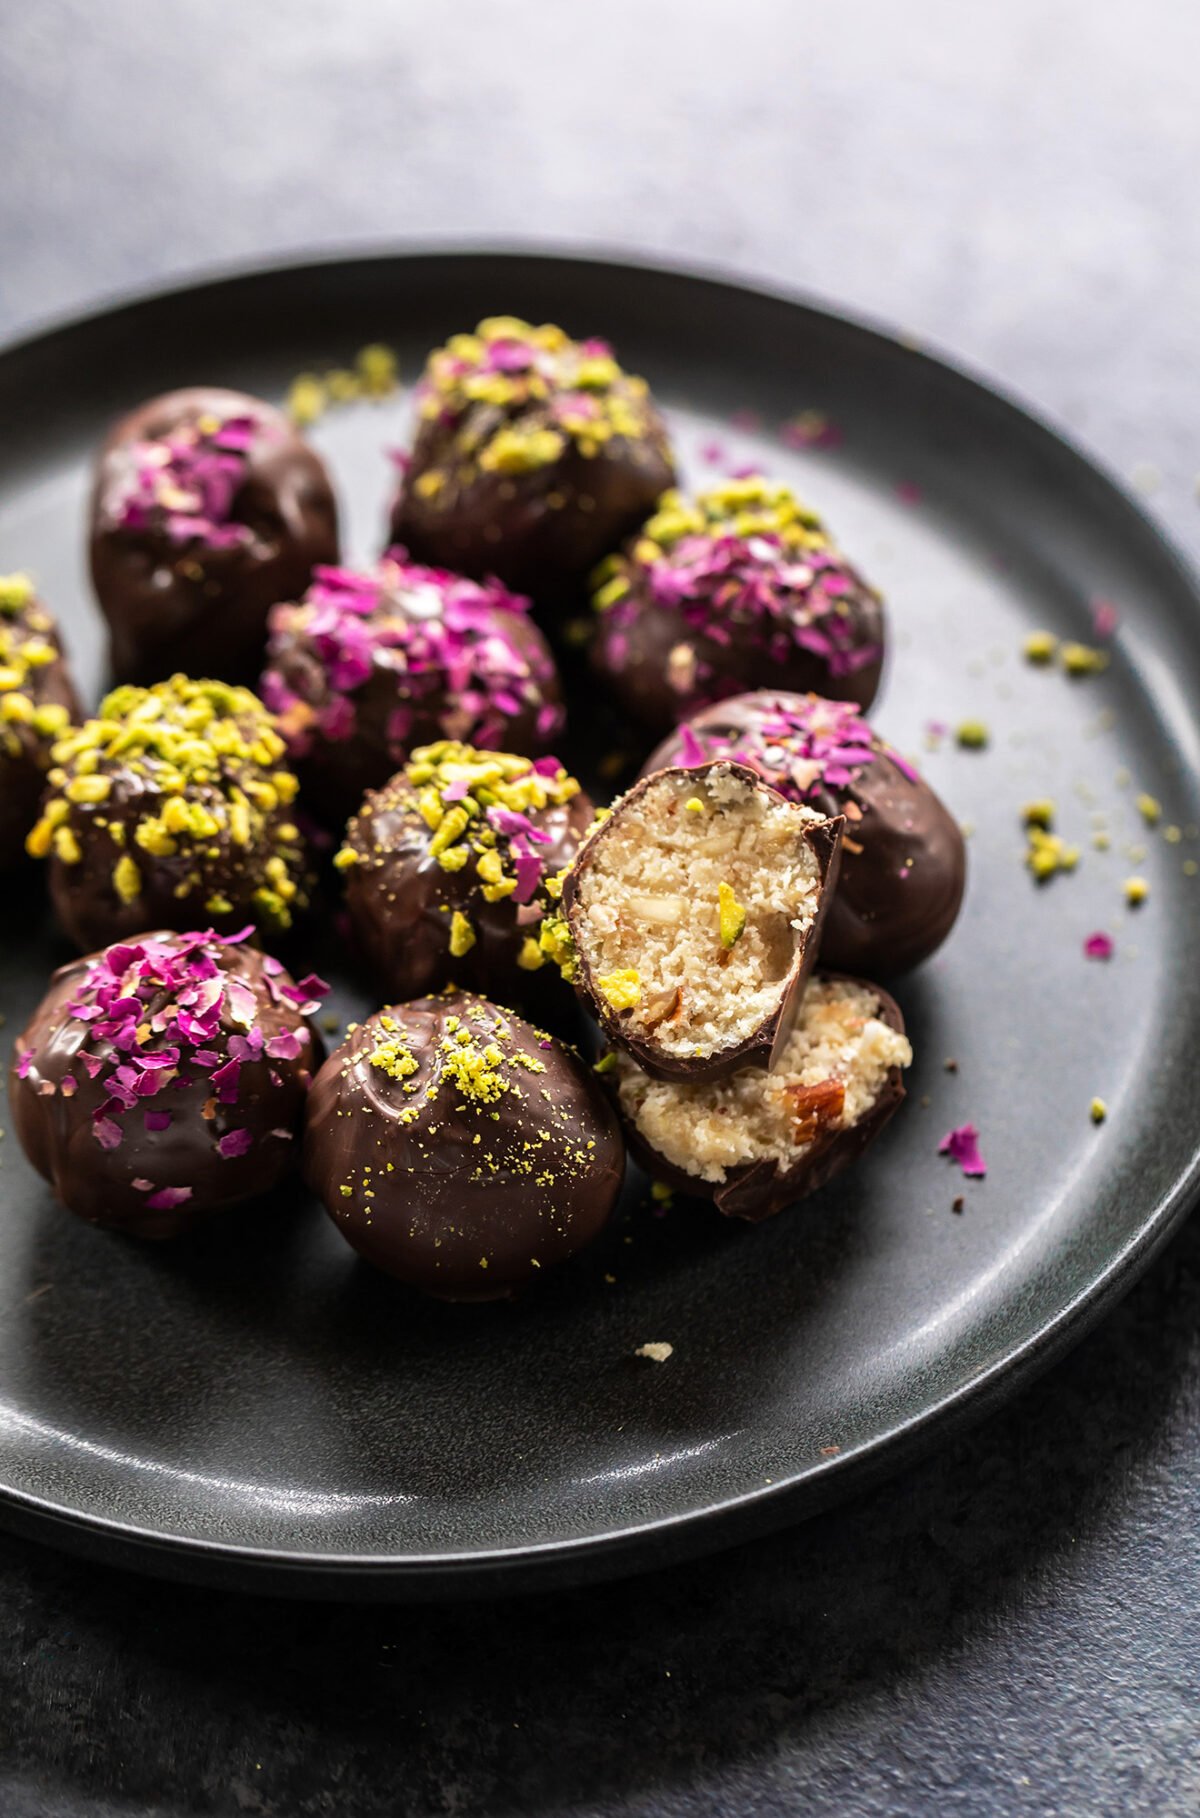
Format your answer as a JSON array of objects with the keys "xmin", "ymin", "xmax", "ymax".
[{"xmin": 2, "ymin": 3, "xmax": 1199, "ymax": 1813}]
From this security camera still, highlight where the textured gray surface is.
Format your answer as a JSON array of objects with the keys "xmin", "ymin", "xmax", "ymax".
[{"xmin": 2, "ymin": 3, "xmax": 1200, "ymax": 1813}]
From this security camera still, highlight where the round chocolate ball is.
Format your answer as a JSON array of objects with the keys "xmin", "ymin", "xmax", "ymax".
[
  {"xmin": 260, "ymin": 555, "xmax": 565, "ymax": 827},
  {"xmin": 304, "ymin": 991, "xmax": 625, "ymax": 1300},
  {"xmin": 591, "ymin": 475, "xmax": 885, "ymax": 730},
  {"xmin": 90, "ymin": 386, "xmax": 339, "ymax": 685},
  {"xmin": 388, "ymin": 317, "xmax": 675, "ymax": 600},
  {"xmin": 9, "ymin": 929, "xmax": 325, "ymax": 1238},
  {"xmin": 643, "ymin": 692, "xmax": 965, "ymax": 976},
  {"xmin": 0, "ymin": 574, "xmax": 82, "ymax": 868},
  {"xmin": 337, "ymin": 741, "xmax": 592, "ymax": 1012},
  {"xmin": 28, "ymin": 676, "xmax": 310, "ymax": 952}
]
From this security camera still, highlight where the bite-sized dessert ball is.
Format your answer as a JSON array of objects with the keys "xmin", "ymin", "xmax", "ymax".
[
  {"xmin": 611, "ymin": 974, "xmax": 911, "ymax": 1221},
  {"xmin": 27, "ymin": 676, "xmax": 309, "ymax": 952},
  {"xmin": 553, "ymin": 761, "xmax": 843, "ymax": 1083},
  {"xmin": 388, "ymin": 317, "xmax": 675, "ymax": 599},
  {"xmin": 590, "ymin": 475, "xmax": 885, "ymax": 730},
  {"xmin": 9, "ymin": 928, "xmax": 325, "ymax": 1238},
  {"xmin": 643, "ymin": 692, "xmax": 965, "ymax": 976},
  {"xmin": 337, "ymin": 741, "xmax": 592, "ymax": 1011},
  {"xmin": 260, "ymin": 556, "xmax": 565, "ymax": 826},
  {"xmin": 304, "ymin": 989, "xmax": 625, "ymax": 1301},
  {"xmin": 90, "ymin": 386, "xmax": 339, "ymax": 685},
  {"xmin": 0, "ymin": 573, "xmax": 82, "ymax": 868}
]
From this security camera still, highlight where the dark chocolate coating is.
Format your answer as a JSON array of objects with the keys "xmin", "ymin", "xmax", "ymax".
[
  {"xmin": 9, "ymin": 934, "xmax": 322, "ymax": 1239},
  {"xmin": 261, "ymin": 569, "xmax": 563, "ymax": 828},
  {"xmin": 616, "ymin": 974, "xmax": 908, "ymax": 1222},
  {"xmin": 342, "ymin": 775, "xmax": 593, "ymax": 1012},
  {"xmin": 90, "ymin": 387, "xmax": 339, "ymax": 685},
  {"xmin": 562, "ymin": 762, "xmax": 844, "ymax": 1083},
  {"xmin": 303, "ymin": 992, "xmax": 625, "ymax": 1301},
  {"xmin": 0, "ymin": 590, "xmax": 82, "ymax": 868},
  {"xmin": 643, "ymin": 693, "xmax": 966, "ymax": 976}
]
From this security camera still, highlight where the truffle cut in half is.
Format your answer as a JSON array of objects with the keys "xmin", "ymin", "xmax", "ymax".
[{"xmin": 558, "ymin": 762, "xmax": 842, "ymax": 1082}]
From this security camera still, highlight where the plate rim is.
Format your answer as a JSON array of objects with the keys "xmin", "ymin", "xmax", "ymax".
[{"xmin": 2, "ymin": 242, "xmax": 1198, "ymax": 1598}]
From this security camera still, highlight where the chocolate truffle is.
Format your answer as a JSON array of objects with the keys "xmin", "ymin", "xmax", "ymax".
[
  {"xmin": 90, "ymin": 386, "xmax": 339, "ymax": 684},
  {"xmin": 304, "ymin": 990, "xmax": 625, "ymax": 1300},
  {"xmin": 260, "ymin": 556, "xmax": 564, "ymax": 826},
  {"xmin": 590, "ymin": 474, "xmax": 885, "ymax": 730},
  {"xmin": 0, "ymin": 573, "xmax": 82, "ymax": 868},
  {"xmin": 612, "ymin": 973, "xmax": 911, "ymax": 1220},
  {"xmin": 337, "ymin": 741, "xmax": 592, "ymax": 1011},
  {"xmin": 9, "ymin": 929, "xmax": 325, "ymax": 1238},
  {"xmin": 643, "ymin": 692, "xmax": 965, "ymax": 975},
  {"xmin": 388, "ymin": 317, "xmax": 675, "ymax": 599},
  {"xmin": 554, "ymin": 761, "xmax": 842, "ymax": 1082},
  {"xmin": 28, "ymin": 676, "xmax": 310, "ymax": 952}
]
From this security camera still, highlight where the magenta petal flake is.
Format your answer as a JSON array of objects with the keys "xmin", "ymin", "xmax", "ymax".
[
  {"xmin": 1084, "ymin": 932, "xmax": 1114, "ymax": 960},
  {"xmin": 939, "ymin": 1123, "xmax": 987, "ymax": 1177}
]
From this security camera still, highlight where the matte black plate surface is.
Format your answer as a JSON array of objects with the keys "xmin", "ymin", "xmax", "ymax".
[{"xmin": 0, "ymin": 251, "xmax": 1197, "ymax": 1598}]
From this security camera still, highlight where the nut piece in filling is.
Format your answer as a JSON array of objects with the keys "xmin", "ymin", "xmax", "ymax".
[
  {"xmin": 260, "ymin": 556, "xmax": 564, "ymax": 827},
  {"xmin": 90, "ymin": 386, "xmax": 339, "ymax": 685},
  {"xmin": 304, "ymin": 989, "xmax": 625, "ymax": 1301},
  {"xmin": 643, "ymin": 691, "xmax": 966, "ymax": 976},
  {"xmin": 388, "ymin": 316, "xmax": 676, "ymax": 601},
  {"xmin": 337, "ymin": 741, "xmax": 593, "ymax": 1012},
  {"xmin": 9, "ymin": 928, "xmax": 325, "ymax": 1238},
  {"xmin": 590, "ymin": 474, "xmax": 885, "ymax": 730},
  {"xmin": 0, "ymin": 573, "xmax": 82, "ymax": 868},
  {"xmin": 613, "ymin": 974, "xmax": 912, "ymax": 1221},
  {"xmin": 558, "ymin": 761, "xmax": 843, "ymax": 1081},
  {"xmin": 27, "ymin": 676, "xmax": 310, "ymax": 952}
]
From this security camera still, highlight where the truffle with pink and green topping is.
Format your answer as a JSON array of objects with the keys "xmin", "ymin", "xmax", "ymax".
[
  {"xmin": 90, "ymin": 386, "xmax": 339, "ymax": 684},
  {"xmin": 9, "ymin": 928, "xmax": 325, "ymax": 1238},
  {"xmin": 591, "ymin": 475, "xmax": 885, "ymax": 729},
  {"xmin": 388, "ymin": 317, "xmax": 675, "ymax": 599},
  {"xmin": 642, "ymin": 691, "xmax": 965, "ymax": 976},
  {"xmin": 0, "ymin": 573, "xmax": 82, "ymax": 868},
  {"xmin": 260, "ymin": 555, "xmax": 565, "ymax": 825},
  {"xmin": 336, "ymin": 739, "xmax": 594, "ymax": 1011}
]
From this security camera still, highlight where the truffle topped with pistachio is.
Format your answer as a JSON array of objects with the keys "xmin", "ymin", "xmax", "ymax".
[
  {"xmin": 260, "ymin": 555, "xmax": 564, "ymax": 825},
  {"xmin": 591, "ymin": 474, "xmax": 885, "ymax": 729},
  {"xmin": 303, "ymin": 989, "xmax": 625, "ymax": 1300},
  {"xmin": 9, "ymin": 927, "xmax": 325, "ymax": 1238},
  {"xmin": 28, "ymin": 675, "xmax": 309, "ymax": 952},
  {"xmin": 337, "ymin": 739, "xmax": 593, "ymax": 1011},
  {"xmin": 389, "ymin": 316, "xmax": 675, "ymax": 599},
  {"xmin": 0, "ymin": 573, "xmax": 82, "ymax": 868},
  {"xmin": 90, "ymin": 386, "xmax": 339, "ymax": 685}
]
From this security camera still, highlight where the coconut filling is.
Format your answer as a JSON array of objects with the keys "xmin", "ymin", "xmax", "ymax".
[
  {"xmin": 615, "ymin": 978, "xmax": 912, "ymax": 1184},
  {"xmin": 572, "ymin": 767, "xmax": 827, "ymax": 1060}
]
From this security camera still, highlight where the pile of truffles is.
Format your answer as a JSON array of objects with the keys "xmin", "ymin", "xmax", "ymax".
[{"xmin": 7, "ymin": 313, "xmax": 966, "ymax": 1303}]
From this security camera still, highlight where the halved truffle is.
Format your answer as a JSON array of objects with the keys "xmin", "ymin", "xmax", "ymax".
[
  {"xmin": 612, "ymin": 973, "xmax": 911, "ymax": 1220},
  {"xmin": 643, "ymin": 691, "xmax": 965, "ymax": 975},
  {"xmin": 590, "ymin": 474, "xmax": 884, "ymax": 730},
  {"xmin": 90, "ymin": 386, "xmax": 339, "ymax": 685},
  {"xmin": 27, "ymin": 676, "xmax": 310, "ymax": 951},
  {"xmin": 260, "ymin": 555, "xmax": 564, "ymax": 826},
  {"xmin": 0, "ymin": 574, "xmax": 82, "ymax": 868},
  {"xmin": 388, "ymin": 317, "xmax": 675, "ymax": 599},
  {"xmin": 303, "ymin": 989, "xmax": 625, "ymax": 1301},
  {"xmin": 557, "ymin": 762, "xmax": 842, "ymax": 1081},
  {"xmin": 337, "ymin": 741, "xmax": 592, "ymax": 1012},
  {"xmin": 9, "ymin": 928, "xmax": 325, "ymax": 1238}
]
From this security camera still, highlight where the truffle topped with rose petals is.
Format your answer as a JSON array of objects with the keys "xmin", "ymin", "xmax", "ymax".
[
  {"xmin": 389, "ymin": 317, "xmax": 675, "ymax": 598},
  {"xmin": 260, "ymin": 556, "xmax": 564, "ymax": 825},
  {"xmin": 90, "ymin": 386, "xmax": 339, "ymax": 684},
  {"xmin": 591, "ymin": 475, "xmax": 885, "ymax": 729},
  {"xmin": 8, "ymin": 928, "xmax": 325, "ymax": 1238}
]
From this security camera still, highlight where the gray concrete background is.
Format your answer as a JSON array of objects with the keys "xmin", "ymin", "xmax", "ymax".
[{"xmin": 2, "ymin": 4, "xmax": 1199, "ymax": 1814}]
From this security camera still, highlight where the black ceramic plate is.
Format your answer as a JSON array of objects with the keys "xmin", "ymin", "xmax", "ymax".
[{"xmin": 0, "ymin": 251, "xmax": 1198, "ymax": 1598}]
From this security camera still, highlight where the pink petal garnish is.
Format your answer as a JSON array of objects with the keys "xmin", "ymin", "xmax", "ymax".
[{"xmin": 939, "ymin": 1124, "xmax": 987, "ymax": 1177}]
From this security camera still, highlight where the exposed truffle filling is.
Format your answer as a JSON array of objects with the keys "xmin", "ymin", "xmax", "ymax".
[
  {"xmin": 570, "ymin": 766, "xmax": 827, "ymax": 1060},
  {"xmin": 615, "ymin": 978, "xmax": 912, "ymax": 1184}
]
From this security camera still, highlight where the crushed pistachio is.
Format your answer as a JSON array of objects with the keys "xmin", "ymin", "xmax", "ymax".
[
  {"xmin": 449, "ymin": 910, "xmax": 476, "ymax": 958},
  {"xmin": 597, "ymin": 968, "xmax": 641, "ymax": 1012},
  {"xmin": 1136, "ymin": 793, "xmax": 1161, "ymax": 826},
  {"xmin": 1061, "ymin": 641, "xmax": 1109, "ymax": 677},
  {"xmin": 1023, "ymin": 630, "xmax": 1058, "ymax": 664},
  {"xmin": 955, "ymin": 720, "xmax": 989, "ymax": 749},
  {"xmin": 717, "ymin": 880, "xmax": 746, "ymax": 948},
  {"xmin": 1124, "ymin": 876, "xmax": 1149, "ymax": 906},
  {"xmin": 1090, "ymin": 1098, "xmax": 1108, "ymax": 1124}
]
